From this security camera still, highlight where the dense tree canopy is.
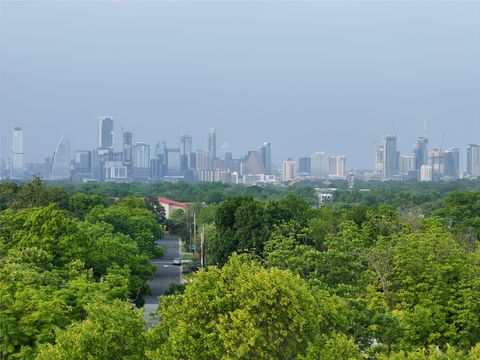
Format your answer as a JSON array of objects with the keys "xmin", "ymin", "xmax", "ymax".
[
  {"xmin": 1, "ymin": 178, "xmax": 479, "ymax": 359},
  {"xmin": 0, "ymin": 179, "xmax": 163, "ymax": 358},
  {"xmin": 146, "ymin": 254, "xmax": 358, "ymax": 360}
]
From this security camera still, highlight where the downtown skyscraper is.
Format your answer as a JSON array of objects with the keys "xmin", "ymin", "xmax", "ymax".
[
  {"xmin": 98, "ymin": 117, "xmax": 114, "ymax": 149},
  {"xmin": 51, "ymin": 136, "xmax": 70, "ymax": 180},
  {"xmin": 208, "ymin": 128, "xmax": 217, "ymax": 161},
  {"xmin": 260, "ymin": 142, "xmax": 272, "ymax": 174},
  {"xmin": 311, "ymin": 152, "xmax": 329, "ymax": 179},
  {"xmin": 467, "ymin": 144, "xmax": 480, "ymax": 178},
  {"xmin": 414, "ymin": 137, "xmax": 428, "ymax": 170},
  {"xmin": 10, "ymin": 127, "xmax": 24, "ymax": 179},
  {"xmin": 383, "ymin": 135, "xmax": 399, "ymax": 180},
  {"xmin": 282, "ymin": 159, "xmax": 296, "ymax": 182}
]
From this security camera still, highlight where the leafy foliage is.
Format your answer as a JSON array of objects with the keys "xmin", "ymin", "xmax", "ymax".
[
  {"xmin": 1, "ymin": 178, "xmax": 479, "ymax": 359},
  {"xmin": 146, "ymin": 254, "xmax": 356, "ymax": 360}
]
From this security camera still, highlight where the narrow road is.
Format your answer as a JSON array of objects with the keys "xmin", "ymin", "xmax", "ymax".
[{"xmin": 143, "ymin": 236, "xmax": 182, "ymax": 327}]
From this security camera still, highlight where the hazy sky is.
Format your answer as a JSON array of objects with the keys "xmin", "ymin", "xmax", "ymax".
[{"xmin": 1, "ymin": 1, "xmax": 479, "ymax": 169}]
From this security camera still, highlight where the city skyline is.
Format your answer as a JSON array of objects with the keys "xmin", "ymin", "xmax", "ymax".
[
  {"xmin": 2, "ymin": 1, "xmax": 479, "ymax": 169},
  {"xmin": 1, "ymin": 120, "xmax": 479, "ymax": 183}
]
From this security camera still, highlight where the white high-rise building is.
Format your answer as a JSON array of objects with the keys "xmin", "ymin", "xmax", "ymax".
[
  {"xmin": 374, "ymin": 144, "xmax": 384, "ymax": 174},
  {"xmin": 196, "ymin": 150, "xmax": 212, "ymax": 170},
  {"xmin": 51, "ymin": 137, "xmax": 71, "ymax": 180},
  {"xmin": 329, "ymin": 155, "xmax": 347, "ymax": 178},
  {"xmin": 282, "ymin": 159, "xmax": 296, "ymax": 182},
  {"xmin": 467, "ymin": 144, "xmax": 480, "ymax": 178},
  {"xmin": 311, "ymin": 152, "xmax": 329, "ymax": 179},
  {"xmin": 10, "ymin": 127, "xmax": 24, "ymax": 179},
  {"xmin": 208, "ymin": 128, "xmax": 217, "ymax": 161},
  {"xmin": 132, "ymin": 143, "xmax": 150, "ymax": 179},
  {"xmin": 420, "ymin": 165, "xmax": 433, "ymax": 181},
  {"xmin": 400, "ymin": 155, "xmax": 416, "ymax": 176}
]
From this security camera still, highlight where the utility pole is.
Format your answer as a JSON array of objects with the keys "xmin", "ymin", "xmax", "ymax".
[
  {"xmin": 188, "ymin": 210, "xmax": 192, "ymax": 254},
  {"xmin": 200, "ymin": 226, "xmax": 205, "ymax": 268},
  {"xmin": 193, "ymin": 212, "xmax": 196, "ymax": 254}
]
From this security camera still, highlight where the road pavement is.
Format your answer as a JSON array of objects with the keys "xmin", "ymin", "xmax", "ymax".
[{"xmin": 143, "ymin": 236, "xmax": 182, "ymax": 327}]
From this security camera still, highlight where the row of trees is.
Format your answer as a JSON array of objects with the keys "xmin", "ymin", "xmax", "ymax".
[{"xmin": 7, "ymin": 177, "xmax": 478, "ymax": 209}]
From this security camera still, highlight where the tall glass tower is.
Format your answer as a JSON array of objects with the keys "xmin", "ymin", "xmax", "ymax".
[
  {"xmin": 413, "ymin": 137, "xmax": 428, "ymax": 170},
  {"xmin": 383, "ymin": 135, "xmax": 398, "ymax": 180},
  {"xmin": 98, "ymin": 117, "xmax": 114, "ymax": 149},
  {"xmin": 180, "ymin": 135, "xmax": 193, "ymax": 170},
  {"xmin": 122, "ymin": 131, "xmax": 133, "ymax": 168},
  {"xmin": 208, "ymin": 128, "xmax": 217, "ymax": 160},
  {"xmin": 311, "ymin": 152, "xmax": 329, "ymax": 179},
  {"xmin": 260, "ymin": 142, "xmax": 272, "ymax": 174}
]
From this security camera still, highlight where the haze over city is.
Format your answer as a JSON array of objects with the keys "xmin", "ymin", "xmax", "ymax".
[
  {"xmin": 2, "ymin": 1, "xmax": 479, "ymax": 169},
  {"xmin": 3, "ymin": 2, "xmax": 480, "ymax": 359}
]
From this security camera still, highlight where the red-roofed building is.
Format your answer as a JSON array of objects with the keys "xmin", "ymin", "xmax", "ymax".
[{"xmin": 158, "ymin": 197, "xmax": 189, "ymax": 218}]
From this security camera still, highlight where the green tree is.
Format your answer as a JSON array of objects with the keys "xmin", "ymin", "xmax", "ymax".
[
  {"xmin": 147, "ymin": 254, "xmax": 352, "ymax": 360},
  {"xmin": 36, "ymin": 300, "xmax": 146, "ymax": 360},
  {"xmin": 86, "ymin": 200, "xmax": 162, "ymax": 256}
]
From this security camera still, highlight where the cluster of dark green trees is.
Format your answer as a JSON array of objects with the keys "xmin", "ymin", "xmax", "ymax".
[
  {"xmin": 1, "ymin": 178, "xmax": 479, "ymax": 359},
  {"xmin": 191, "ymin": 191, "xmax": 480, "ymax": 358},
  {"xmin": 0, "ymin": 179, "xmax": 163, "ymax": 358}
]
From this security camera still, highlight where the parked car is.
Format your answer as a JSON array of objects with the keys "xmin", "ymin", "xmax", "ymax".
[{"xmin": 172, "ymin": 258, "xmax": 182, "ymax": 265}]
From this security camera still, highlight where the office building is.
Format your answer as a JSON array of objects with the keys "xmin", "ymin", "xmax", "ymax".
[
  {"xmin": 311, "ymin": 152, "xmax": 329, "ymax": 179},
  {"xmin": 298, "ymin": 157, "xmax": 311, "ymax": 174},
  {"xmin": 224, "ymin": 152, "xmax": 233, "ymax": 171},
  {"xmin": 166, "ymin": 148, "xmax": 181, "ymax": 176},
  {"xmin": 155, "ymin": 141, "xmax": 166, "ymax": 158},
  {"xmin": 444, "ymin": 148, "xmax": 460, "ymax": 179},
  {"xmin": 10, "ymin": 126, "xmax": 24, "ymax": 179},
  {"xmin": 428, "ymin": 149, "xmax": 444, "ymax": 180},
  {"xmin": 196, "ymin": 150, "xmax": 212, "ymax": 170},
  {"xmin": 122, "ymin": 131, "xmax": 133, "ymax": 170},
  {"xmin": 72, "ymin": 150, "xmax": 92, "ymax": 181},
  {"xmin": 420, "ymin": 165, "xmax": 433, "ymax": 181},
  {"xmin": 414, "ymin": 137, "xmax": 428, "ymax": 170},
  {"xmin": 329, "ymin": 155, "xmax": 347, "ymax": 178},
  {"xmin": 132, "ymin": 143, "xmax": 150, "ymax": 179},
  {"xmin": 208, "ymin": 128, "xmax": 217, "ymax": 160},
  {"xmin": 198, "ymin": 169, "xmax": 231, "ymax": 183},
  {"xmin": 282, "ymin": 159, "xmax": 296, "ymax": 182},
  {"xmin": 467, "ymin": 144, "xmax": 480, "ymax": 178},
  {"xmin": 260, "ymin": 142, "xmax": 272, "ymax": 174},
  {"xmin": 245, "ymin": 151, "xmax": 265, "ymax": 175},
  {"xmin": 374, "ymin": 144, "xmax": 384, "ymax": 174},
  {"xmin": 104, "ymin": 161, "xmax": 128, "ymax": 181},
  {"xmin": 150, "ymin": 157, "xmax": 164, "ymax": 179},
  {"xmin": 180, "ymin": 135, "xmax": 193, "ymax": 170},
  {"xmin": 400, "ymin": 155, "xmax": 416, "ymax": 176},
  {"xmin": 51, "ymin": 137, "xmax": 70, "ymax": 180},
  {"xmin": 98, "ymin": 117, "xmax": 114, "ymax": 149},
  {"xmin": 220, "ymin": 143, "xmax": 232, "ymax": 171},
  {"xmin": 90, "ymin": 150, "xmax": 101, "ymax": 180},
  {"xmin": 383, "ymin": 135, "xmax": 398, "ymax": 179},
  {"xmin": 0, "ymin": 157, "xmax": 5, "ymax": 179}
]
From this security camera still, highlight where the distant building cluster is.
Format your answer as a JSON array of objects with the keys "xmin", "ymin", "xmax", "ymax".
[
  {"xmin": 0, "ymin": 119, "xmax": 275, "ymax": 185},
  {"xmin": 1, "ymin": 121, "xmax": 479, "ymax": 184},
  {"xmin": 364, "ymin": 135, "xmax": 479, "ymax": 182}
]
